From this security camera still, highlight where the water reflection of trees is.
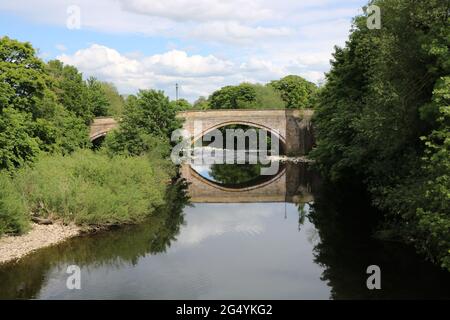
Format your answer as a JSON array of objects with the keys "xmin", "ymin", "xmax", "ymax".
[
  {"xmin": 0, "ymin": 180, "xmax": 190, "ymax": 299},
  {"xmin": 209, "ymin": 163, "xmax": 263, "ymax": 186},
  {"xmin": 308, "ymin": 182, "xmax": 450, "ymax": 299}
]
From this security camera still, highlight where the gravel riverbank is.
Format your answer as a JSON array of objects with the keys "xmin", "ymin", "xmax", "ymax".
[{"xmin": 0, "ymin": 223, "xmax": 81, "ymax": 264}]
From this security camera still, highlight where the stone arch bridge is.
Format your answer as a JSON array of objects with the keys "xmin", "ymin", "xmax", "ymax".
[
  {"xmin": 89, "ymin": 110, "xmax": 316, "ymax": 203},
  {"xmin": 90, "ymin": 109, "xmax": 314, "ymax": 155}
]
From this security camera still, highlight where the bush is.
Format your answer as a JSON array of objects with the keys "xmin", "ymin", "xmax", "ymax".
[
  {"xmin": 12, "ymin": 150, "xmax": 175, "ymax": 227},
  {"xmin": 103, "ymin": 90, "xmax": 181, "ymax": 156},
  {"xmin": 0, "ymin": 172, "xmax": 29, "ymax": 235}
]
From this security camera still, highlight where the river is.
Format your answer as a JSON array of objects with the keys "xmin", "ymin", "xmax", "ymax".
[{"xmin": 0, "ymin": 161, "xmax": 449, "ymax": 299}]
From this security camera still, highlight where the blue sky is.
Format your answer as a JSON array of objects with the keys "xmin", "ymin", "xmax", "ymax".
[{"xmin": 0, "ymin": 0, "xmax": 368, "ymax": 101}]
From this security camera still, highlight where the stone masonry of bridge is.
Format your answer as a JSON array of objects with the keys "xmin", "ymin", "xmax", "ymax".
[
  {"xmin": 178, "ymin": 109, "xmax": 314, "ymax": 155},
  {"xmin": 90, "ymin": 109, "xmax": 314, "ymax": 155},
  {"xmin": 89, "ymin": 117, "xmax": 118, "ymax": 142}
]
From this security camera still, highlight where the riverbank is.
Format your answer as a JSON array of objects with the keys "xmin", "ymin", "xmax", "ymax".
[{"xmin": 0, "ymin": 222, "xmax": 80, "ymax": 264}]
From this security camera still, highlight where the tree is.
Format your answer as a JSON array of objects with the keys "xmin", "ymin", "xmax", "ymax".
[
  {"xmin": 170, "ymin": 98, "xmax": 192, "ymax": 111},
  {"xmin": 311, "ymin": 0, "xmax": 450, "ymax": 270},
  {"xmin": 209, "ymin": 83, "xmax": 255, "ymax": 109},
  {"xmin": 0, "ymin": 37, "xmax": 89, "ymax": 171},
  {"xmin": 86, "ymin": 77, "xmax": 109, "ymax": 117},
  {"xmin": 208, "ymin": 82, "xmax": 285, "ymax": 110},
  {"xmin": 0, "ymin": 107, "xmax": 40, "ymax": 169},
  {"xmin": 0, "ymin": 37, "xmax": 48, "ymax": 117},
  {"xmin": 47, "ymin": 60, "xmax": 93, "ymax": 123},
  {"xmin": 252, "ymin": 84, "xmax": 285, "ymax": 109},
  {"xmin": 415, "ymin": 77, "xmax": 450, "ymax": 270},
  {"xmin": 100, "ymin": 82, "xmax": 125, "ymax": 116},
  {"xmin": 193, "ymin": 96, "xmax": 209, "ymax": 110},
  {"xmin": 104, "ymin": 90, "xmax": 181, "ymax": 156},
  {"xmin": 270, "ymin": 75, "xmax": 317, "ymax": 109}
]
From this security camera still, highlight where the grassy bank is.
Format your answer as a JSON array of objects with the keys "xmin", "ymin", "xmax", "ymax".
[{"xmin": 0, "ymin": 149, "xmax": 176, "ymax": 236}]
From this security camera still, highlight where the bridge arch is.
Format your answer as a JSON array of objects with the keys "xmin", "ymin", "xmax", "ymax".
[
  {"xmin": 190, "ymin": 120, "xmax": 287, "ymax": 151},
  {"xmin": 91, "ymin": 131, "xmax": 108, "ymax": 142},
  {"xmin": 179, "ymin": 109, "xmax": 314, "ymax": 155},
  {"xmin": 89, "ymin": 117, "xmax": 118, "ymax": 142}
]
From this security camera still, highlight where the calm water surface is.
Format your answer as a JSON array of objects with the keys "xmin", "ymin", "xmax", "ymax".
[{"xmin": 0, "ymin": 163, "xmax": 449, "ymax": 299}]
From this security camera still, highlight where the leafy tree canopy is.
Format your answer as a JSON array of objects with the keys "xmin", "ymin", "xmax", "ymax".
[
  {"xmin": 170, "ymin": 98, "xmax": 192, "ymax": 111},
  {"xmin": 0, "ymin": 37, "xmax": 89, "ymax": 171},
  {"xmin": 208, "ymin": 82, "xmax": 285, "ymax": 110},
  {"xmin": 193, "ymin": 96, "xmax": 209, "ymax": 110},
  {"xmin": 104, "ymin": 89, "xmax": 181, "ymax": 156},
  {"xmin": 100, "ymin": 82, "xmax": 125, "ymax": 116},
  {"xmin": 269, "ymin": 75, "xmax": 318, "ymax": 109},
  {"xmin": 311, "ymin": 0, "xmax": 450, "ymax": 270}
]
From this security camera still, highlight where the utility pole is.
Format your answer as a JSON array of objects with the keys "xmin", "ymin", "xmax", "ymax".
[{"xmin": 175, "ymin": 83, "xmax": 179, "ymax": 101}]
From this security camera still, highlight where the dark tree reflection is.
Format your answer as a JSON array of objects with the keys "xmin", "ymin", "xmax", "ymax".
[{"xmin": 308, "ymin": 181, "xmax": 450, "ymax": 299}]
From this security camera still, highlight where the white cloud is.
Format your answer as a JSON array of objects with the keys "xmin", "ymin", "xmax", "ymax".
[
  {"xmin": 1, "ymin": 0, "xmax": 367, "ymax": 99},
  {"xmin": 57, "ymin": 43, "xmax": 329, "ymax": 100},
  {"xmin": 189, "ymin": 21, "xmax": 292, "ymax": 45},
  {"xmin": 55, "ymin": 44, "xmax": 67, "ymax": 51},
  {"xmin": 174, "ymin": 204, "xmax": 275, "ymax": 247},
  {"xmin": 0, "ymin": 0, "xmax": 363, "ymax": 44},
  {"xmin": 119, "ymin": 0, "xmax": 273, "ymax": 23},
  {"xmin": 58, "ymin": 44, "xmax": 238, "ymax": 99}
]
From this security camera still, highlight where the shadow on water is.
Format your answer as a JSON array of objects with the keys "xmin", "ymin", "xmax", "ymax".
[
  {"xmin": 308, "ymin": 181, "xmax": 450, "ymax": 299},
  {"xmin": 0, "ymin": 180, "xmax": 190, "ymax": 299}
]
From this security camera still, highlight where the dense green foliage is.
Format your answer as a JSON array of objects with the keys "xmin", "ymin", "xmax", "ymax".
[
  {"xmin": 311, "ymin": 0, "xmax": 450, "ymax": 270},
  {"xmin": 170, "ymin": 98, "xmax": 192, "ymax": 111},
  {"xmin": 193, "ymin": 96, "xmax": 209, "ymax": 110},
  {"xmin": 0, "ymin": 37, "xmax": 90, "ymax": 171},
  {"xmin": 0, "ymin": 172, "xmax": 29, "ymax": 235},
  {"xmin": 208, "ymin": 82, "xmax": 286, "ymax": 109},
  {"xmin": 270, "ymin": 75, "xmax": 318, "ymax": 108},
  {"xmin": 104, "ymin": 89, "xmax": 181, "ymax": 156},
  {"xmin": 206, "ymin": 77, "xmax": 317, "ymax": 110},
  {"xmin": 86, "ymin": 77, "xmax": 110, "ymax": 117},
  {"xmin": 0, "ymin": 149, "xmax": 175, "ymax": 234},
  {"xmin": 100, "ymin": 82, "xmax": 125, "ymax": 116},
  {"xmin": 47, "ymin": 60, "xmax": 115, "ymax": 121}
]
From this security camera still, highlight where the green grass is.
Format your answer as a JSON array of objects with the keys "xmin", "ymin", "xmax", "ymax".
[
  {"xmin": 0, "ymin": 149, "xmax": 175, "ymax": 235},
  {"xmin": 0, "ymin": 172, "xmax": 29, "ymax": 235}
]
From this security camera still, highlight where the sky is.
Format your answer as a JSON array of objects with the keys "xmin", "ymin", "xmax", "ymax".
[{"xmin": 0, "ymin": 0, "xmax": 368, "ymax": 102}]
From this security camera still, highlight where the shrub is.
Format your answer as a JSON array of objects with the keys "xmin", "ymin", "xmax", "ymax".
[
  {"xmin": 13, "ymin": 150, "xmax": 175, "ymax": 227},
  {"xmin": 0, "ymin": 172, "xmax": 29, "ymax": 235}
]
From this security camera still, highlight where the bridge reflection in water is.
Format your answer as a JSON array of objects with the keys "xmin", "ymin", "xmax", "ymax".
[{"xmin": 181, "ymin": 162, "xmax": 319, "ymax": 204}]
